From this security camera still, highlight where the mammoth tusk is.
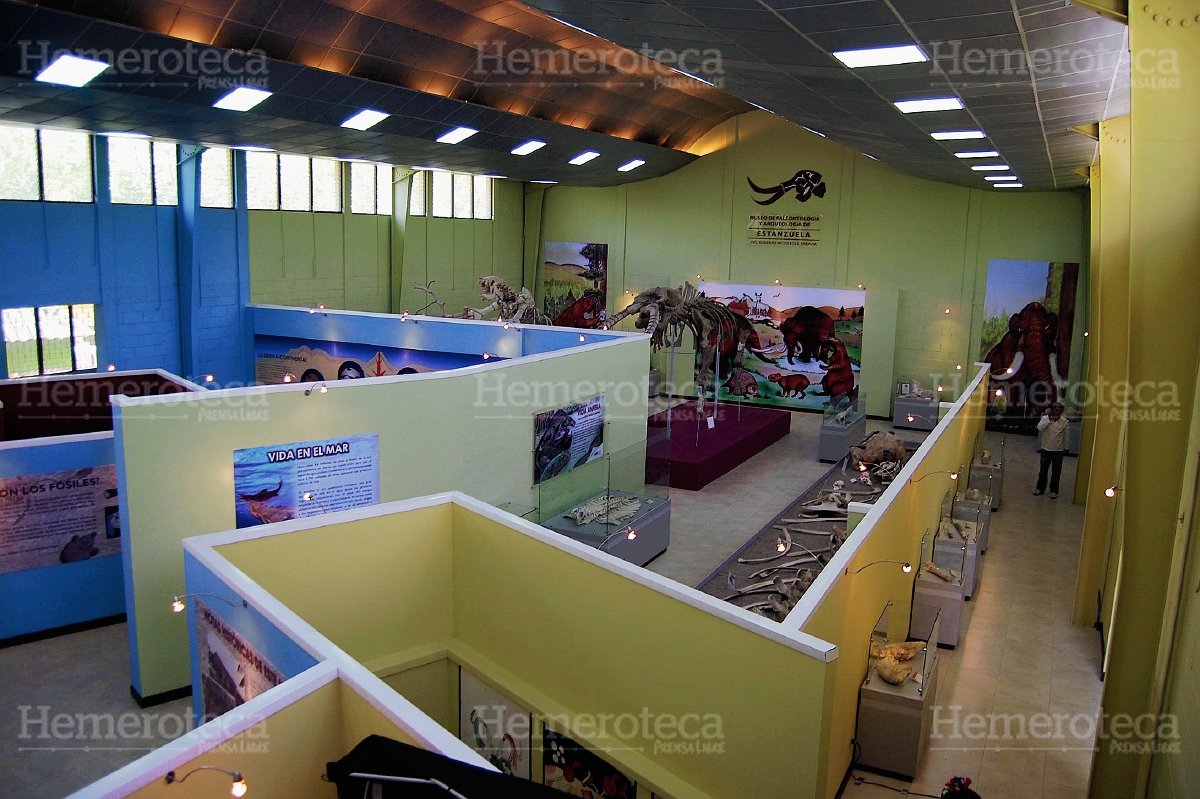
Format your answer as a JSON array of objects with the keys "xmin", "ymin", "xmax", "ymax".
[
  {"xmin": 643, "ymin": 305, "xmax": 662, "ymax": 339},
  {"xmin": 1049, "ymin": 353, "xmax": 1068, "ymax": 389}
]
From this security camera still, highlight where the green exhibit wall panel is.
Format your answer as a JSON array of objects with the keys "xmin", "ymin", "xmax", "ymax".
[{"xmin": 115, "ymin": 334, "xmax": 649, "ymax": 698}]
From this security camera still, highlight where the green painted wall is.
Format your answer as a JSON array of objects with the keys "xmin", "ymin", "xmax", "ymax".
[
  {"xmin": 539, "ymin": 111, "xmax": 1087, "ymax": 409},
  {"xmin": 249, "ymin": 210, "xmax": 392, "ymax": 312}
]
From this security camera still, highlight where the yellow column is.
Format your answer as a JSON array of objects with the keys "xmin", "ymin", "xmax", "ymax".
[
  {"xmin": 1072, "ymin": 117, "xmax": 1130, "ymax": 627},
  {"xmin": 1090, "ymin": 7, "xmax": 1200, "ymax": 795},
  {"xmin": 1072, "ymin": 160, "xmax": 1101, "ymax": 507}
]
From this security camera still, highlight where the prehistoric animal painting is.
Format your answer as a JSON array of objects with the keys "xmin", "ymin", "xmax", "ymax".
[
  {"xmin": 253, "ymin": 335, "xmax": 491, "ymax": 385},
  {"xmin": 694, "ymin": 282, "xmax": 865, "ymax": 412},
  {"xmin": 459, "ymin": 669, "xmax": 532, "ymax": 781},
  {"xmin": 543, "ymin": 729, "xmax": 635, "ymax": 798},
  {"xmin": 542, "ymin": 242, "xmax": 608, "ymax": 328},
  {"xmin": 980, "ymin": 261, "xmax": 1080, "ymax": 427},
  {"xmin": 747, "ymin": 170, "xmax": 827, "ymax": 204}
]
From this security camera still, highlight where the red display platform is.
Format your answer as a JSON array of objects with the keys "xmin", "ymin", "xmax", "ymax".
[{"xmin": 646, "ymin": 400, "xmax": 792, "ymax": 491}]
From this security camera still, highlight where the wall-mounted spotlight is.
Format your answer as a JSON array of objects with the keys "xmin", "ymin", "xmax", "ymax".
[
  {"xmin": 282, "ymin": 373, "xmax": 295, "ymax": 383},
  {"xmin": 908, "ymin": 469, "xmax": 958, "ymax": 485},
  {"xmin": 171, "ymin": 593, "xmax": 247, "ymax": 613},
  {"xmin": 107, "ymin": 364, "xmax": 117, "ymax": 372},
  {"xmin": 308, "ymin": 303, "xmax": 327, "ymax": 315},
  {"xmin": 857, "ymin": 283, "xmax": 866, "ymax": 290},
  {"xmin": 944, "ymin": 307, "xmax": 952, "ymax": 314},
  {"xmin": 936, "ymin": 384, "xmax": 945, "ymax": 392},
  {"xmin": 165, "ymin": 766, "xmax": 247, "ymax": 797},
  {"xmin": 304, "ymin": 382, "xmax": 329, "ymax": 396},
  {"xmin": 482, "ymin": 352, "xmax": 492, "ymax": 360},
  {"xmin": 578, "ymin": 334, "xmax": 587, "ymax": 342},
  {"xmin": 203, "ymin": 374, "xmax": 215, "ymax": 384},
  {"xmin": 1105, "ymin": 485, "xmax": 1123, "ymax": 498},
  {"xmin": 599, "ymin": 527, "xmax": 638, "ymax": 551},
  {"xmin": 956, "ymin": 364, "xmax": 963, "ymax": 371},
  {"xmin": 995, "ymin": 388, "xmax": 1004, "ymax": 397},
  {"xmin": 774, "ymin": 279, "xmax": 782, "ymax": 285},
  {"xmin": 1084, "ymin": 331, "xmax": 1090, "ymax": 337},
  {"xmin": 845, "ymin": 559, "xmax": 912, "ymax": 575}
]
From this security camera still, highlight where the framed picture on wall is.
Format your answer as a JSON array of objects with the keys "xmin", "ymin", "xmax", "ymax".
[
  {"xmin": 543, "ymin": 728, "xmax": 635, "ymax": 798},
  {"xmin": 458, "ymin": 668, "xmax": 533, "ymax": 781}
]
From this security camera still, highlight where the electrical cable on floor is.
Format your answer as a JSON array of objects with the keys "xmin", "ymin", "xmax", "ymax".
[{"xmin": 850, "ymin": 773, "xmax": 941, "ymax": 798}]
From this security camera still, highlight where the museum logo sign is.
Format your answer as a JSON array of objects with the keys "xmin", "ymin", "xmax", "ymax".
[{"xmin": 746, "ymin": 169, "xmax": 826, "ymax": 246}]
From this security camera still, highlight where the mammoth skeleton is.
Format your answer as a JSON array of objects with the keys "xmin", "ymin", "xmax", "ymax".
[{"xmin": 605, "ymin": 283, "xmax": 773, "ymax": 416}]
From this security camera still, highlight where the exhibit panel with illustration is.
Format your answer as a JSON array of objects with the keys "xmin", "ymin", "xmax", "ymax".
[
  {"xmin": 254, "ymin": 334, "xmax": 493, "ymax": 384},
  {"xmin": 458, "ymin": 668, "xmax": 533, "ymax": 780},
  {"xmin": 195, "ymin": 598, "xmax": 285, "ymax": 722},
  {"xmin": 695, "ymin": 281, "xmax": 865, "ymax": 411},
  {"xmin": 542, "ymin": 242, "xmax": 608, "ymax": 328},
  {"xmin": 532, "ymin": 396, "xmax": 605, "ymax": 485},
  {"xmin": 979, "ymin": 259, "xmax": 1080, "ymax": 427}
]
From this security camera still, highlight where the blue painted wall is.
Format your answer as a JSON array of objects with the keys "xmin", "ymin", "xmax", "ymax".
[
  {"xmin": 0, "ymin": 138, "xmax": 251, "ymax": 386},
  {"xmin": 0, "ymin": 434, "xmax": 123, "ymax": 640}
]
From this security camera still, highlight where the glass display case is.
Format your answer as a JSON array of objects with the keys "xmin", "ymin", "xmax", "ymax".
[
  {"xmin": 857, "ymin": 600, "xmax": 942, "ymax": 778},
  {"xmin": 913, "ymin": 528, "xmax": 965, "ymax": 647},
  {"xmin": 969, "ymin": 430, "xmax": 1005, "ymax": 512},
  {"xmin": 525, "ymin": 436, "xmax": 672, "ymax": 567},
  {"xmin": 894, "ymin": 378, "xmax": 940, "ymax": 431},
  {"xmin": 940, "ymin": 486, "xmax": 983, "ymax": 599},
  {"xmin": 819, "ymin": 393, "xmax": 867, "ymax": 462}
]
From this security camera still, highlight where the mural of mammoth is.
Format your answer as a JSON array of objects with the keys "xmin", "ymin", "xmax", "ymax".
[
  {"xmin": 780, "ymin": 306, "xmax": 835, "ymax": 364},
  {"xmin": 985, "ymin": 301, "xmax": 1066, "ymax": 417}
]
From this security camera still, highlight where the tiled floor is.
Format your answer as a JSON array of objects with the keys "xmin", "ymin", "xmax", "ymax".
[
  {"xmin": 841, "ymin": 434, "xmax": 1102, "ymax": 799},
  {"xmin": 0, "ymin": 411, "xmax": 1100, "ymax": 799}
]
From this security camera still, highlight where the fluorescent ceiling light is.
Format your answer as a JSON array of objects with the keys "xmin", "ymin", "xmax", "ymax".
[
  {"xmin": 971, "ymin": 164, "xmax": 1010, "ymax": 171},
  {"xmin": 548, "ymin": 15, "xmax": 597, "ymax": 37},
  {"xmin": 955, "ymin": 150, "xmax": 999, "ymax": 158},
  {"xmin": 675, "ymin": 69, "xmax": 713, "ymax": 87},
  {"xmin": 480, "ymin": 174, "xmax": 507, "ymax": 179},
  {"xmin": 833, "ymin": 44, "xmax": 927, "ymax": 69},
  {"xmin": 985, "ymin": 175, "xmax": 1019, "ymax": 181},
  {"xmin": 511, "ymin": 139, "xmax": 546, "ymax": 155},
  {"xmin": 436, "ymin": 125, "xmax": 478, "ymax": 144},
  {"xmin": 104, "ymin": 131, "xmax": 149, "ymax": 139},
  {"xmin": 862, "ymin": 153, "xmax": 879, "ymax": 161},
  {"xmin": 213, "ymin": 86, "xmax": 272, "ymax": 112},
  {"xmin": 531, "ymin": 179, "xmax": 557, "ymax": 184},
  {"xmin": 341, "ymin": 109, "xmax": 388, "ymax": 131},
  {"xmin": 412, "ymin": 165, "xmax": 449, "ymax": 172},
  {"xmin": 931, "ymin": 130, "xmax": 986, "ymax": 140},
  {"xmin": 234, "ymin": 145, "xmax": 273, "ymax": 151},
  {"xmin": 568, "ymin": 150, "xmax": 600, "ymax": 165},
  {"xmin": 35, "ymin": 54, "xmax": 109, "ymax": 87},
  {"xmin": 748, "ymin": 101, "xmax": 772, "ymax": 113},
  {"xmin": 993, "ymin": 182, "xmax": 1023, "ymax": 188},
  {"xmin": 617, "ymin": 159, "xmax": 646, "ymax": 172},
  {"xmin": 803, "ymin": 126, "xmax": 826, "ymax": 138},
  {"xmin": 894, "ymin": 97, "xmax": 963, "ymax": 113}
]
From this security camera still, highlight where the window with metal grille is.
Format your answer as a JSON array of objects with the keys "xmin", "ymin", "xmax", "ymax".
[
  {"xmin": 2, "ymin": 304, "xmax": 98, "ymax": 378},
  {"xmin": 415, "ymin": 170, "xmax": 493, "ymax": 220},
  {"xmin": 0, "ymin": 125, "xmax": 93, "ymax": 202}
]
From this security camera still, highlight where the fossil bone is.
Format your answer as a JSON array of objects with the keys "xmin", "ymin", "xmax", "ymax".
[
  {"xmin": 923, "ymin": 561, "xmax": 957, "ymax": 582},
  {"xmin": 737, "ymin": 528, "xmax": 793, "ymax": 563},
  {"xmin": 875, "ymin": 656, "xmax": 914, "ymax": 685},
  {"xmin": 564, "ymin": 495, "xmax": 641, "ymax": 526},
  {"xmin": 881, "ymin": 641, "xmax": 926, "ymax": 662}
]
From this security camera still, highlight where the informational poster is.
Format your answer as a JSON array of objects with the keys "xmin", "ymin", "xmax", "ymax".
[
  {"xmin": 459, "ymin": 668, "xmax": 532, "ymax": 780},
  {"xmin": 542, "ymin": 242, "xmax": 608, "ymax": 328},
  {"xmin": 233, "ymin": 434, "xmax": 379, "ymax": 528},
  {"xmin": 0, "ymin": 465, "xmax": 119, "ymax": 575},
  {"xmin": 543, "ymin": 728, "xmax": 636, "ymax": 798},
  {"xmin": 533, "ymin": 396, "xmax": 605, "ymax": 485},
  {"xmin": 196, "ymin": 599, "xmax": 284, "ymax": 722},
  {"xmin": 254, "ymin": 335, "xmax": 493, "ymax": 385},
  {"xmin": 979, "ymin": 260, "xmax": 1080, "ymax": 423},
  {"xmin": 696, "ymin": 281, "xmax": 865, "ymax": 411}
]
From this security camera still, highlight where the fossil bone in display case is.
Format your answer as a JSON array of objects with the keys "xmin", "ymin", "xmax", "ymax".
[
  {"xmin": 968, "ymin": 430, "xmax": 1005, "ymax": 513},
  {"xmin": 819, "ymin": 393, "xmax": 868, "ymax": 462},
  {"xmin": 913, "ymin": 528, "xmax": 966, "ymax": 647}
]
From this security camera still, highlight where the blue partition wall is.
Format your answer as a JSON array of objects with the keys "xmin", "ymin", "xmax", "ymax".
[{"xmin": 0, "ymin": 434, "xmax": 125, "ymax": 640}]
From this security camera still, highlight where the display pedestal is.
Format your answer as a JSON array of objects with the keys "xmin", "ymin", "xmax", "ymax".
[
  {"xmin": 1068, "ymin": 419, "xmax": 1082, "ymax": 455},
  {"xmin": 955, "ymin": 498, "xmax": 992, "ymax": 552},
  {"xmin": 893, "ymin": 395, "xmax": 939, "ymax": 431},
  {"xmin": 969, "ymin": 462, "xmax": 1003, "ymax": 513},
  {"xmin": 914, "ymin": 574, "xmax": 964, "ymax": 647},
  {"xmin": 819, "ymin": 413, "xmax": 867, "ymax": 463},
  {"xmin": 543, "ymin": 491, "xmax": 671, "ymax": 567},
  {"xmin": 936, "ymin": 529, "xmax": 980, "ymax": 600},
  {"xmin": 646, "ymin": 400, "xmax": 790, "ymax": 491},
  {"xmin": 856, "ymin": 651, "xmax": 941, "ymax": 779}
]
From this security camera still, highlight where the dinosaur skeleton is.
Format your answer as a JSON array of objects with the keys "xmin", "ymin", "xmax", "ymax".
[
  {"xmin": 604, "ymin": 282, "xmax": 772, "ymax": 416},
  {"xmin": 564, "ymin": 494, "xmax": 642, "ymax": 526},
  {"xmin": 463, "ymin": 276, "xmax": 551, "ymax": 325},
  {"xmin": 413, "ymin": 281, "xmax": 447, "ymax": 316}
]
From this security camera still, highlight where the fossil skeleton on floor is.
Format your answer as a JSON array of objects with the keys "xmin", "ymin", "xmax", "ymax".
[{"xmin": 564, "ymin": 494, "xmax": 642, "ymax": 526}]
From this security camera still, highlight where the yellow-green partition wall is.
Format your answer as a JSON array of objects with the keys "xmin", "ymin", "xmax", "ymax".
[
  {"xmin": 1090, "ymin": 6, "xmax": 1200, "ymax": 795},
  {"xmin": 541, "ymin": 111, "xmax": 1087, "ymax": 415},
  {"xmin": 1073, "ymin": 117, "xmax": 1131, "ymax": 628},
  {"xmin": 118, "ymin": 338, "xmax": 649, "ymax": 697},
  {"xmin": 801, "ymin": 374, "xmax": 987, "ymax": 799},
  {"xmin": 214, "ymin": 501, "xmax": 834, "ymax": 799}
]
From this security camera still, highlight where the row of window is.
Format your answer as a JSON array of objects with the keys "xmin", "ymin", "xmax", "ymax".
[
  {"xmin": 0, "ymin": 126, "xmax": 407, "ymax": 216},
  {"xmin": 408, "ymin": 170, "xmax": 493, "ymax": 220},
  {"xmin": 2, "ymin": 304, "xmax": 98, "ymax": 378}
]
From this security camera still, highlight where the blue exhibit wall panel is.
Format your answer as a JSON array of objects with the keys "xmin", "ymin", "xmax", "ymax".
[
  {"xmin": 183, "ymin": 550, "xmax": 322, "ymax": 722},
  {"xmin": 0, "ymin": 433, "xmax": 124, "ymax": 640},
  {"xmin": 249, "ymin": 304, "xmax": 629, "ymax": 365}
]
